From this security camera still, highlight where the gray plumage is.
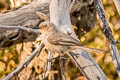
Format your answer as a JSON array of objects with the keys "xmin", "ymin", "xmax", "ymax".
[{"xmin": 39, "ymin": 22, "xmax": 106, "ymax": 53}]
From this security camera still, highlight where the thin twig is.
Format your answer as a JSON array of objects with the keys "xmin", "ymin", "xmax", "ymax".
[
  {"xmin": 2, "ymin": 43, "xmax": 45, "ymax": 80},
  {"xmin": 59, "ymin": 56, "xmax": 67, "ymax": 80},
  {"xmin": 0, "ymin": 25, "xmax": 40, "ymax": 34},
  {"xmin": 43, "ymin": 51, "xmax": 53, "ymax": 79},
  {"xmin": 47, "ymin": 51, "xmax": 52, "ymax": 73},
  {"xmin": 94, "ymin": 0, "xmax": 120, "ymax": 77}
]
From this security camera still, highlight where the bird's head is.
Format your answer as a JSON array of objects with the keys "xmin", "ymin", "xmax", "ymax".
[{"xmin": 39, "ymin": 22, "xmax": 56, "ymax": 34}]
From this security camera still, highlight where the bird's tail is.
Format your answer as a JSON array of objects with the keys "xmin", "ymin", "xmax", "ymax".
[{"xmin": 74, "ymin": 46, "xmax": 108, "ymax": 53}]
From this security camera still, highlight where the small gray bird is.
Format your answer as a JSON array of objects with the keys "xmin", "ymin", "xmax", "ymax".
[{"xmin": 39, "ymin": 22, "xmax": 105, "ymax": 54}]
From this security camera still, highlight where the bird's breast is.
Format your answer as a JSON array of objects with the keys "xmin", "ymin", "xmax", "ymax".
[{"xmin": 41, "ymin": 34, "xmax": 70, "ymax": 53}]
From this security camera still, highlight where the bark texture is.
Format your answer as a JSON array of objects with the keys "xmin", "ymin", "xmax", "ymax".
[
  {"xmin": 1, "ymin": 0, "xmax": 107, "ymax": 80},
  {"xmin": 0, "ymin": 0, "xmax": 97, "ymax": 48}
]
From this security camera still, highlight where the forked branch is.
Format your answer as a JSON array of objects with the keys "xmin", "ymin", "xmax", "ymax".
[{"xmin": 50, "ymin": 0, "xmax": 107, "ymax": 79}]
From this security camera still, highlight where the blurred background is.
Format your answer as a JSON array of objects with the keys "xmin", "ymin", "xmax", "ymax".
[{"xmin": 0, "ymin": 0, "xmax": 120, "ymax": 80}]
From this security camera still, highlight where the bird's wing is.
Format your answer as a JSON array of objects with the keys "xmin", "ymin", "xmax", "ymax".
[
  {"xmin": 47, "ymin": 32, "xmax": 106, "ymax": 53},
  {"xmin": 47, "ymin": 32, "xmax": 83, "ymax": 46}
]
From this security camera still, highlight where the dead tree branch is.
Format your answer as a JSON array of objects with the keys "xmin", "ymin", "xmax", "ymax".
[
  {"xmin": 0, "ymin": 25, "xmax": 40, "ymax": 34},
  {"xmin": 94, "ymin": 0, "xmax": 120, "ymax": 77},
  {"xmin": 0, "ymin": 0, "xmax": 50, "ymax": 48},
  {"xmin": 2, "ymin": 43, "xmax": 45, "ymax": 80},
  {"xmin": 2, "ymin": 0, "xmax": 119, "ymax": 79},
  {"xmin": 0, "ymin": 0, "xmax": 98, "ymax": 48},
  {"xmin": 50, "ymin": 0, "xmax": 107, "ymax": 80}
]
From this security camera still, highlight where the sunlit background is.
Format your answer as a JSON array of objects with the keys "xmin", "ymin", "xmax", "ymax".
[{"xmin": 0, "ymin": 0, "xmax": 120, "ymax": 80}]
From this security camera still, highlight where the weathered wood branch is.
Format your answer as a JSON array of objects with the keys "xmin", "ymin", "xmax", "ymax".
[
  {"xmin": 2, "ymin": 43, "xmax": 45, "ymax": 80},
  {"xmin": 0, "ymin": 0, "xmax": 97, "ymax": 48},
  {"xmin": 50, "ymin": 0, "xmax": 107, "ymax": 80},
  {"xmin": 1, "ymin": 0, "xmax": 116, "ymax": 79},
  {"xmin": 0, "ymin": 0, "xmax": 50, "ymax": 26},
  {"xmin": 0, "ymin": 0, "xmax": 50, "ymax": 48},
  {"xmin": 94, "ymin": 0, "xmax": 120, "ymax": 77},
  {"xmin": 0, "ymin": 25, "xmax": 40, "ymax": 34}
]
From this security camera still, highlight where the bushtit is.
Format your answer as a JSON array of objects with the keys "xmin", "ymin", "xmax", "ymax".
[{"xmin": 39, "ymin": 22, "xmax": 106, "ymax": 54}]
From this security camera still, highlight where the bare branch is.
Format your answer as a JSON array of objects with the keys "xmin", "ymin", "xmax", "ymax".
[
  {"xmin": 47, "ymin": 51, "xmax": 52, "ymax": 73},
  {"xmin": 0, "ymin": 25, "xmax": 40, "ymax": 34},
  {"xmin": 0, "ymin": 1, "xmax": 50, "ymax": 48},
  {"xmin": 50, "ymin": 0, "xmax": 107, "ymax": 79},
  {"xmin": 2, "ymin": 43, "xmax": 45, "ymax": 80},
  {"xmin": 94, "ymin": 0, "xmax": 120, "ymax": 77},
  {"xmin": 59, "ymin": 56, "xmax": 67, "ymax": 80},
  {"xmin": 0, "ymin": 0, "xmax": 97, "ymax": 48}
]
